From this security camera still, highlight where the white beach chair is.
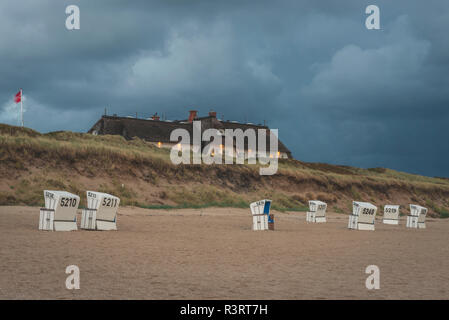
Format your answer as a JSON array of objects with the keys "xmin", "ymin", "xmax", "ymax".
[
  {"xmin": 250, "ymin": 199, "xmax": 272, "ymax": 231},
  {"xmin": 39, "ymin": 190, "xmax": 79, "ymax": 231},
  {"xmin": 383, "ymin": 205, "xmax": 400, "ymax": 225},
  {"xmin": 348, "ymin": 201, "xmax": 377, "ymax": 231},
  {"xmin": 406, "ymin": 204, "xmax": 427, "ymax": 229},
  {"xmin": 306, "ymin": 200, "xmax": 327, "ymax": 223},
  {"xmin": 81, "ymin": 191, "xmax": 120, "ymax": 230}
]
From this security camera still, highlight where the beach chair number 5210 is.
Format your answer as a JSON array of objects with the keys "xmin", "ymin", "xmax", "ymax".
[
  {"xmin": 60, "ymin": 197, "xmax": 77, "ymax": 207},
  {"xmin": 102, "ymin": 198, "xmax": 118, "ymax": 207}
]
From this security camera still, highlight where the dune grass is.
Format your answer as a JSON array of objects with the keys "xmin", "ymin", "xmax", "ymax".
[{"xmin": 1, "ymin": 123, "xmax": 449, "ymax": 216}]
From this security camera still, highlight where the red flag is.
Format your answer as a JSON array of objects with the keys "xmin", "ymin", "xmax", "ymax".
[{"xmin": 14, "ymin": 90, "xmax": 21, "ymax": 103}]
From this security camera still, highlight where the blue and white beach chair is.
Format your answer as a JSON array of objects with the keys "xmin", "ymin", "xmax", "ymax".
[{"xmin": 250, "ymin": 199, "xmax": 272, "ymax": 231}]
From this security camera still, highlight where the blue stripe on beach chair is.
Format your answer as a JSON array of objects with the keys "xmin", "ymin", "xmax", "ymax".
[{"xmin": 263, "ymin": 201, "xmax": 271, "ymax": 214}]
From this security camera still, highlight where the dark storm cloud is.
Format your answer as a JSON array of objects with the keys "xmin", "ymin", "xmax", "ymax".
[{"xmin": 0, "ymin": 0, "xmax": 448, "ymax": 177}]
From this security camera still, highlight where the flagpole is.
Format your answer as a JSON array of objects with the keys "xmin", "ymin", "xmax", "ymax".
[{"xmin": 20, "ymin": 88, "xmax": 23, "ymax": 127}]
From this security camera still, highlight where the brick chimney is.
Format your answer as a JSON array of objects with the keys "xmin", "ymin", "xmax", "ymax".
[
  {"xmin": 208, "ymin": 110, "xmax": 217, "ymax": 118},
  {"xmin": 151, "ymin": 113, "xmax": 160, "ymax": 121},
  {"xmin": 188, "ymin": 110, "xmax": 198, "ymax": 122}
]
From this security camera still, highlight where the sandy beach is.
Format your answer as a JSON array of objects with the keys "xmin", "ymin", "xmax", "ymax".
[{"xmin": 0, "ymin": 206, "xmax": 448, "ymax": 299}]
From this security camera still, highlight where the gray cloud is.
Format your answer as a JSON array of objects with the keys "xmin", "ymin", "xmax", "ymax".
[{"xmin": 0, "ymin": 0, "xmax": 448, "ymax": 177}]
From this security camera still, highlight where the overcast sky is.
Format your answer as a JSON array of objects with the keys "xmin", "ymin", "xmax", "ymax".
[{"xmin": 0, "ymin": 0, "xmax": 448, "ymax": 177}]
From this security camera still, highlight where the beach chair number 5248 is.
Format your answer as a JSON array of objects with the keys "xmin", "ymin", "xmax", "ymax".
[{"xmin": 362, "ymin": 208, "xmax": 375, "ymax": 215}]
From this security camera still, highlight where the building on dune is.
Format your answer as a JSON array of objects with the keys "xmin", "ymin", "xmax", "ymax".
[{"xmin": 88, "ymin": 110, "xmax": 292, "ymax": 159}]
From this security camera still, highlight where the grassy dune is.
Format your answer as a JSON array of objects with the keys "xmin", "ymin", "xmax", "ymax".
[{"xmin": 1, "ymin": 123, "xmax": 448, "ymax": 217}]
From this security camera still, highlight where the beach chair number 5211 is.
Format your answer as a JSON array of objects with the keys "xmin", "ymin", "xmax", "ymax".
[
  {"xmin": 102, "ymin": 198, "xmax": 118, "ymax": 208},
  {"xmin": 60, "ymin": 197, "xmax": 77, "ymax": 207}
]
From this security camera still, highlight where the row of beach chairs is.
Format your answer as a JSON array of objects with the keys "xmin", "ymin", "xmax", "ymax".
[
  {"xmin": 347, "ymin": 202, "xmax": 427, "ymax": 230},
  {"xmin": 250, "ymin": 199, "xmax": 428, "ymax": 231},
  {"xmin": 38, "ymin": 190, "xmax": 428, "ymax": 232},
  {"xmin": 39, "ymin": 190, "xmax": 120, "ymax": 231}
]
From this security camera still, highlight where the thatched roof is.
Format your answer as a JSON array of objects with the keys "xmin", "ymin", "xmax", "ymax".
[{"xmin": 88, "ymin": 115, "xmax": 292, "ymax": 156}]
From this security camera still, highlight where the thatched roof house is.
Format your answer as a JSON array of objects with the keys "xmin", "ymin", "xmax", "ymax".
[{"xmin": 88, "ymin": 110, "xmax": 292, "ymax": 158}]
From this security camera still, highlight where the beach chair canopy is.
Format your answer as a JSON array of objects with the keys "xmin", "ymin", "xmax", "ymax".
[
  {"xmin": 250, "ymin": 199, "xmax": 272, "ymax": 216},
  {"xmin": 308, "ymin": 200, "xmax": 327, "ymax": 213},
  {"xmin": 352, "ymin": 201, "xmax": 377, "ymax": 215},
  {"xmin": 86, "ymin": 191, "xmax": 120, "ymax": 222},
  {"xmin": 352, "ymin": 201, "xmax": 377, "ymax": 224},
  {"xmin": 410, "ymin": 204, "xmax": 427, "ymax": 217},
  {"xmin": 43, "ymin": 190, "xmax": 79, "ymax": 222},
  {"xmin": 384, "ymin": 205, "xmax": 400, "ymax": 220}
]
